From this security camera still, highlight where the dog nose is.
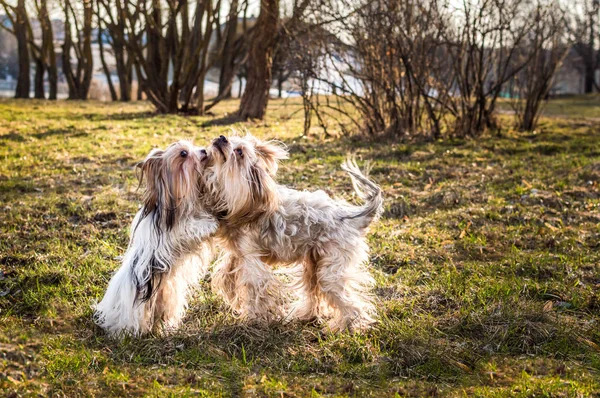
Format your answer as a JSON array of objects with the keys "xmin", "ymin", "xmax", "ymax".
[
  {"xmin": 218, "ymin": 135, "xmax": 228, "ymax": 143},
  {"xmin": 199, "ymin": 148, "xmax": 207, "ymax": 156}
]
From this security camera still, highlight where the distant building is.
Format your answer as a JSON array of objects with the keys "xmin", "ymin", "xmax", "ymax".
[{"xmin": 551, "ymin": 48, "xmax": 600, "ymax": 95}]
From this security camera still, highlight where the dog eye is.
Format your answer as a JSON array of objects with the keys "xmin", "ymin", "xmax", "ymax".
[
  {"xmin": 180, "ymin": 150, "xmax": 188, "ymax": 158},
  {"xmin": 235, "ymin": 148, "xmax": 243, "ymax": 157}
]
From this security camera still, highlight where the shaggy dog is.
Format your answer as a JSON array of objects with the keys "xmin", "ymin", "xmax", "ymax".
[
  {"xmin": 94, "ymin": 141, "xmax": 217, "ymax": 336},
  {"xmin": 204, "ymin": 133, "xmax": 383, "ymax": 331}
]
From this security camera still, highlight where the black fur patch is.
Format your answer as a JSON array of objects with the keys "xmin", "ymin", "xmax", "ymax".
[
  {"xmin": 134, "ymin": 254, "xmax": 164, "ymax": 303},
  {"xmin": 250, "ymin": 165, "xmax": 263, "ymax": 201}
]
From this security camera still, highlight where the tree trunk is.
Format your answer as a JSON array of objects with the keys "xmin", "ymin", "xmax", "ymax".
[
  {"xmin": 63, "ymin": 0, "xmax": 94, "ymax": 100},
  {"xmin": 115, "ymin": 44, "xmax": 130, "ymax": 101},
  {"xmin": 39, "ymin": 0, "xmax": 57, "ymax": 100},
  {"xmin": 34, "ymin": 58, "xmax": 44, "ymax": 98},
  {"xmin": 584, "ymin": 62, "xmax": 595, "ymax": 94},
  {"xmin": 218, "ymin": 0, "xmax": 239, "ymax": 99},
  {"xmin": 98, "ymin": 22, "xmax": 117, "ymax": 101},
  {"xmin": 47, "ymin": 59, "xmax": 57, "ymax": 100},
  {"xmin": 277, "ymin": 76, "xmax": 283, "ymax": 98},
  {"xmin": 79, "ymin": 0, "xmax": 93, "ymax": 100},
  {"xmin": 62, "ymin": 0, "xmax": 76, "ymax": 99},
  {"xmin": 14, "ymin": 0, "xmax": 30, "ymax": 99},
  {"xmin": 238, "ymin": 0, "xmax": 279, "ymax": 120},
  {"xmin": 585, "ymin": 1, "xmax": 597, "ymax": 93}
]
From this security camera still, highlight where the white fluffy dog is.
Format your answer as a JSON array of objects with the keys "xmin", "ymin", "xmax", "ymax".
[
  {"xmin": 205, "ymin": 134, "xmax": 383, "ymax": 331},
  {"xmin": 94, "ymin": 141, "xmax": 217, "ymax": 336}
]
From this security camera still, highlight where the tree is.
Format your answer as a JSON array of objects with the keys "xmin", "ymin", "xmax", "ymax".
[
  {"xmin": 36, "ymin": 0, "xmax": 58, "ymax": 100},
  {"xmin": 218, "ymin": 0, "xmax": 240, "ymax": 99},
  {"xmin": 512, "ymin": 1, "xmax": 570, "ymax": 131},
  {"xmin": 296, "ymin": 0, "xmax": 455, "ymax": 138},
  {"xmin": 97, "ymin": 13, "xmax": 118, "ymax": 101},
  {"xmin": 25, "ymin": 3, "xmax": 46, "ymax": 99},
  {"xmin": 97, "ymin": 0, "xmax": 133, "ymax": 101},
  {"xmin": 62, "ymin": 0, "xmax": 94, "ymax": 100},
  {"xmin": 0, "ymin": 0, "xmax": 31, "ymax": 98},
  {"xmin": 121, "ymin": 0, "xmax": 225, "ymax": 114},
  {"xmin": 299, "ymin": 0, "xmax": 548, "ymax": 139},
  {"xmin": 439, "ymin": 0, "xmax": 538, "ymax": 137},
  {"xmin": 238, "ymin": 0, "xmax": 280, "ymax": 120}
]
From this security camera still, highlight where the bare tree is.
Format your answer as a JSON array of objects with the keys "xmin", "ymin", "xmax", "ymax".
[
  {"xmin": 36, "ymin": 0, "xmax": 58, "ymax": 99},
  {"xmin": 440, "ymin": 0, "xmax": 536, "ymax": 137},
  {"xmin": 62, "ymin": 0, "xmax": 94, "ymax": 100},
  {"xmin": 512, "ymin": 1, "xmax": 570, "ymax": 131},
  {"xmin": 0, "ymin": 0, "xmax": 31, "ymax": 98},
  {"xmin": 121, "ymin": 0, "xmax": 225, "ymax": 114},
  {"xmin": 218, "ymin": 0, "xmax": 240, "ymax": 99},
  {"xmin": 238, "ymin": 0, "xmax": 280, "ymax": 120},
  {"xmin": 97, "ymin": 12, "xmax": 118, "ymax": 101},
  {"xmin": 297, "ymin": 0, "xmax": 550, "ymax": 139},
  {"xmin": 97, "ymin": 0, "xmax": 133, "ymax": 101},
  {"xmin": 30, "ymin": 38, "xmax": 45, "ymax": 99},
  {"xmin": 23, "ymin": 3, "xmax": 46, "ymax": 99},
  {"xmin": 298, "ymin": 0, "xmax": 454, "ymax": 139}
]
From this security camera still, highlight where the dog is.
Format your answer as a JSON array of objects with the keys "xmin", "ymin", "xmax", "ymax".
[
  {"xmin": 94, "ymin": 141, "xmax": 218, "ymax": 336},
  {"xmin": 204, "ymin": 133, "xmax": 383, "ymax": 331}
]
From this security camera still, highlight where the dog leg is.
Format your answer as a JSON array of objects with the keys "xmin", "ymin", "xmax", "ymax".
[
  {"xmin": 236, "ymin": 254, "xmax": 284, "ymax": 322},
  {"xmin": 214, "ymin": 236, "xmax": 284, "ymax": 322},
  {"xmin": 315, "ymin": 241, "xmax": 376, "ymax": 332},
  {"xmin": 211, "ymin": 251, "xmax": 239, "ymax": 307},
  {"xmin": 214, "ymin": 252, "xmax": 284, "ymax": 322},
  {"xmin": 289, "ymin": 255, "xmax": 322, "ymax": 322},
  {"xmin": 152, "ymin": 250, "xmax": 209, "ymax": 334}
]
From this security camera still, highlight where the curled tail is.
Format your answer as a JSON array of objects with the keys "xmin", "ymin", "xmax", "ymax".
[{"xmin": 340, "ymin": 156, "xmax": 383, "ymax": 229}]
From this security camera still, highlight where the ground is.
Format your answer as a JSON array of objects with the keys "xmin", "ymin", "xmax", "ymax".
[{"xmin": 0, "ymin": 97, "xmax": 599, "ymax": 397}]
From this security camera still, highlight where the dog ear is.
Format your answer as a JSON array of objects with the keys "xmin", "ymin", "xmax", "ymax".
[
  {"xmin": 249, "ymin": 163, "xmax": 279, "ymax": 214},
  {"xmin": 255, "ymin": 140, "xmax": 288, "ymax": 175},
  {"xmin": 137, "ymin": 149, "xmax": 165, "ymax": 220}
]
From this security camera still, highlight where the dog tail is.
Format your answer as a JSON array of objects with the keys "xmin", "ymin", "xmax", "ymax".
[{"xmin": 340, "ymin": 156, "xmax": 383, "ymax": 229}]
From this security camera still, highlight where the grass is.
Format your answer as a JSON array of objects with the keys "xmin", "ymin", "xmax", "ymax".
[
  {"xmin": 1, "ymin": 96, "xmax": 600, "ymax": 396},
  {"xmin": 499, "ymin": 94, "xmax": 600, "ymax": 120}
]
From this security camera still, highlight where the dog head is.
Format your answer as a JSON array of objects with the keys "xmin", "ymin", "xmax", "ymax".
[
  {"xmin": 206, "ymin": 133, "xmax": 288, "ymax": 223},
  {"xmin": 137, "ymin": 140, "xmax": 209, "ymax": 229}
]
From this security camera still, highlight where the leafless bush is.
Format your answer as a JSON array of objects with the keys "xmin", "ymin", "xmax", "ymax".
[
  {"xmin": 440, "ymin": 0, "xmax": 534, "ymax": 137},
  {"xmin": 511, "ymin": 2, "xmax": 570, "ymax": 131},
  {"xmin": 301, "ymin": 0, "xmax": 559, "ymax": 139},
  {"xmin": 302, "ymin": 0, "xmax": 452, "ymax": 139}
]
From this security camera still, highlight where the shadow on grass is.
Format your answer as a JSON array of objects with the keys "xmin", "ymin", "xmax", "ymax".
[
  {"xmin": 72, "ymin": 300, "xmax": 592, "ymax": 386},
  {"xmin": 200, "ymin": 114, "xmax": 244, "ymax": 128},
  {"xmin": 80, "ymin": 111, "xmax": 157, "ymax": 122},
  {"xmin": 0, "ymin": 132, "xmax": 26, "ymax": 142},
  {"xmin": 32, "ymin": 128, "xmax": 89, "ymax": 140}
]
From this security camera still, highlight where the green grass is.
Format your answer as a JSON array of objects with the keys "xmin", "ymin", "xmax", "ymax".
[
  {"xmin": 1, "ymin": 97, "xmax": 600, "ymax": 396},
  {"xmin": 499, "ymin": 94, "xmax": 600, "ymax": 119}
]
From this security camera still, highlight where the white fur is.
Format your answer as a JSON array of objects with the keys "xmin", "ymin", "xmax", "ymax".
[
  {"xmin": 94, "ymin": 142, "xmax": 218, "ymax": 337},
  {"xmin": 94, "ymin": 212, "xmax": 216, "ymax": 336}
]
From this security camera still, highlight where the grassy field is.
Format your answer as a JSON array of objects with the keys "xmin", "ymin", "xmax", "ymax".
[{"xmin": 1, "ymin": 97, "xmax": 599, "ymax": 397}]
